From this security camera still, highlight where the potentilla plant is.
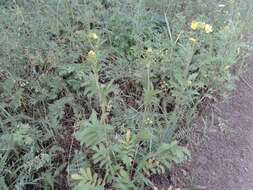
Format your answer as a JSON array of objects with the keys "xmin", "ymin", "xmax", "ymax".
[{"xmin": 0, "ymin": 0, "xmax": 250, "ymax": 189}]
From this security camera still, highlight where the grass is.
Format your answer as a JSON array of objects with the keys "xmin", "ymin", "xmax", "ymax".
[{"xmin": 0, "ymin": 0, "xmax": 252, "ymax": 189}]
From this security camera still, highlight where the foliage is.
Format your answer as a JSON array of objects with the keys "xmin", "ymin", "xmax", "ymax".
[
  {"xmin": 0, "ymin": 0, "xmax": 251, "ymax": 189},
  {"xmin": 72, "ymin": 111, "xmax": 189, "ymax": 189}
]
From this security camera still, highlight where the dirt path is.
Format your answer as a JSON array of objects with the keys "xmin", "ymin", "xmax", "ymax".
[{"xmin": 190, "ymin": 55, "xmax": 253, "ymax": 189}]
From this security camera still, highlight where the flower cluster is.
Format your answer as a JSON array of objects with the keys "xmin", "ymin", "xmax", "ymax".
[
  {"xmin": 88, "ymin": 32, "xmax": 98, "ymax": 41},
  {"xmin": 87, "ymin": 50, "xmax": 96, "ymax": 61},
  {"xmin": 189, "ymin": 37, "xmax": 197, "ymax": 44},
  {"xmin": 191, "ymin": 21, "xmax": 213, "ymax": 33},
  {"xmin": 144, "ymin": 118, "xmax": 153, "ymax": 125}
]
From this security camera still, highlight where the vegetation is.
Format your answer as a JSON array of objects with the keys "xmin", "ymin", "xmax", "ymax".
[{"xmin": 0, "ymin": 0, "xmax": 251, "ymax": 189}]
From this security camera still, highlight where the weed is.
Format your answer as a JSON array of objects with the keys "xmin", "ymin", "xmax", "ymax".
[{"xmin": 0, "ymin": 0, "xmax": 251, "ymax": 189}]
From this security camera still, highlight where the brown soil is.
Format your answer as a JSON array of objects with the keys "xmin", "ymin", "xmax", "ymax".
[{"xmin": 186, "ymin": 55, "xmax": 253, "ymax": 189}]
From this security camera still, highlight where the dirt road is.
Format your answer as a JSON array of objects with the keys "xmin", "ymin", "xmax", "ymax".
[{"xmin": 191, "ymin": 53, "xmax": 253, "ymax": 189}]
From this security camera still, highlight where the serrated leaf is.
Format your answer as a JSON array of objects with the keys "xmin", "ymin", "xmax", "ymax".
[{"xmin": 48, "ymin": 96, "xmax": 73, "ymax": 128}]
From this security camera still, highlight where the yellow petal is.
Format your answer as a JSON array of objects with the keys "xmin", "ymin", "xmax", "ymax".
[
  {"xmin": 126, "ymin": 129, "xmax": 131, "ymax": 142},
  {"xmin": 88, "ymin": 32, "xmax": 98, "ymax": 40},
  {"xmin": 224, "ymin": 65, "xmax": 230, "ymax": 70},
  {"xmin": 146, "ymin": 47, "xmax": 153, "ymax": 54},
  {"xmin": 87, "ymin": 50, "xmax": 96, "ymax": 61},
  {"xmin": 71, "ymin": 174, "xmax": 82, "ymax": 180},
  {"xmin": 187, "ymin": 80, "xmax": 192, "ymax": 85},
  {"xmin": 191, "ymin": 21, "xmax": 199, "ymax": 30},
  {"xmin": 204, "ymin": 24, "xmax": 213, "ymax": 33},
  {"xmin": 189, "ymin": 37, "xmax": 197, "ymax": 44}
]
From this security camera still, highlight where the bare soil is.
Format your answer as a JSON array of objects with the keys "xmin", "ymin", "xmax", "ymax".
[{"xmin": 186, "ymin": 55, "xmax": 253, "ymax": 189}]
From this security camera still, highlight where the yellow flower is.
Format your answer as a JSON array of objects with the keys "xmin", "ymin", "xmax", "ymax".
[
  {"xmin": 218, "ymin": 4, "xmax": 226, "ymax": 8},
  {"xmin": 191, "ymin": 21, "xmax": 213, "ymax": 33},
  {"xmin": 88, "ymin": 32, "xmax": 98, "ymax": 40},
  {"xmin": 191, "ymin": 21, "xmax": 206, "ymax": 30},
  {"xmin": 187, "ymin": 80, "xmax": 192, "ymax": 85},
  {"xmin": 145, "ymin": 118, "xmax": 153, "ymax": 125},
  {"xmin": 71, "ymin": 174, "xmax": 82, "ymax": 180},
  {"xmin": 126, "ymin": 129, "xmax": 131, "ymax": 143},
  {"xmin": 199, "ymin": 22, "xmax": 206, "ymax": 29},
  {"xmin": 237, "ymin": 48, "xmax": 240, "ymax": 54},
  {"xmin": 189, "ymin": 37, "xmax": 197, "ymax": 44},
  {"xmin": 146, "ymin": 47, "xmax": 153, "ymax": 54},
  {"xmin": 224, "ymin": 65, "xmax": 230, "ymax": 70},
  {"xmin": 87, "ymin": 50, "xmax": 96, "ymax": 61},
  {"xmin": 204, "ymin": 24, "xmax": 213, "ymax": 33},
  {"xmin": 191, "ymin": 21, "xmax": 199, "ymax": 30}
]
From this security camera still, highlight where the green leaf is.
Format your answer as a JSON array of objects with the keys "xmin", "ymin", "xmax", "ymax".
[
  {"xmin": 48, "ymin": 96, "xmax": 73, "ymax": 128},
  {"xmin": 75, "ymin": 111, "xmax": 113, "ymax": 146},
  {"xmin": 0, "ymin": 177, "xmax": 8, "ymax": 190}
]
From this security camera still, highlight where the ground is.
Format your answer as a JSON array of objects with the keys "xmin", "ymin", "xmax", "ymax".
[{"xmin": 187, "ymin": 37, "xmax": 253, "ymax": 190}]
